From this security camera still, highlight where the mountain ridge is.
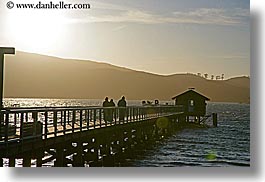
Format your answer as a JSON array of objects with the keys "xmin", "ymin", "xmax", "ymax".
[{"xmin": 4, "ymin": 51, "xmax": 250, "ymax": 103}]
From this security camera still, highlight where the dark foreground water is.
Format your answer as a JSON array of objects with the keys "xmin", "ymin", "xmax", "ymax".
[
  {"xmin": 129, "ymin": 103, "xmax": 250, "ymax": 167},
  {"xmin": 3, "ymin": 99, "xmax": 250, "ymax": 167}
]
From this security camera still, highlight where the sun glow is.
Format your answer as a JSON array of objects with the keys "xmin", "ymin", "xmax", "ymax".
[{"xmin": 4, "ymin": 10, "xmax": 67, "ymax": 53}]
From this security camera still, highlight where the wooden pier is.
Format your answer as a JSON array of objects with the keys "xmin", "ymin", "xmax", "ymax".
[
  {"xmin": 0, "ymin": 48, "xmax": 216, "ymax": 167},
  {"xmin": 0, "ymin": 105, "xmax": 188, "ymax": 167}
]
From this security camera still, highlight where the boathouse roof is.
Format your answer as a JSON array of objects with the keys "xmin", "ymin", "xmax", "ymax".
[{"xmin": 172, "ymin": 89, "xmax": 210, "ymax": 101}]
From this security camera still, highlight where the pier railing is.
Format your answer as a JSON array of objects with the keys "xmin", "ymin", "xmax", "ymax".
[{"xmin": 0, "ymin": 105, "xmax": 183, "ymax": 143}]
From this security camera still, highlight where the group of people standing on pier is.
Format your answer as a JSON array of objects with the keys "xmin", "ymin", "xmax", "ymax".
[{"xmin": 103, "ymin": 96, "xmax": 127, "ymax": 123}]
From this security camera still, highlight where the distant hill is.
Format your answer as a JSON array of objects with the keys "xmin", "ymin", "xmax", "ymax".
[{"xmin": 4, "ymin": 51, "xmax": 250, "ymax": 103}]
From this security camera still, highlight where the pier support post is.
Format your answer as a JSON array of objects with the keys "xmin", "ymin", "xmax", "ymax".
[
  {"xmin": 102, "ymin": 140, "xmax": 114, "ymax": 167},
  {"xmin": 136, "ymin": 127, "xmax": 144, "ymax": 146},
  {"xmin": 0, "ymin": 157, "xmax": 3, "ymax": 167},
  {"xmin": 55, "ymin": 147, "xmax": 64, "ymax": 167},
  {"xmin": 23, "ymin": 157, "xmax": 31, "ymax": 167},
  {"xmin": 124, "ymin": 129, "xmax": 133, "ymax": 154},
  {"xmin": 213, "ymin": 113, "xmax": 218, "ymax": 127},
  {"xmin": 9, "ymin": 157, "xmax": 15, "ymax": 167},
  {"xmin": 89, "ymin": 138, "xmax": 100, "ymax": 167},
  {"xmin": 36, "ymin": 151, "xmax": 44, "ymax": 167},
  {"xmin": 73, "ymin": 142, "xmax": 84, "ymax": 167}
]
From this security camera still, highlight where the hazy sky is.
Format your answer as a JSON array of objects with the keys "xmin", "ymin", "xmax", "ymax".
[{"xmin": 0, "ymin": 0, "xmax": 250, "ymax": 78}]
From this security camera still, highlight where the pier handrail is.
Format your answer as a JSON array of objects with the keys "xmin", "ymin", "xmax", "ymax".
[
  {"xmin": 0, "ymin": 105, "xmax": 183, "ymax": 143},
  {"xmin": 3, "ymin": 105, "xmax": 180, "ymax": 111}
]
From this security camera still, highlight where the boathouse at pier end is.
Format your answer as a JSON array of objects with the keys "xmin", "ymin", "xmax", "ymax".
[{"xmin": 172, "ymin": 89, "xmax": 210, "ymax": 123}]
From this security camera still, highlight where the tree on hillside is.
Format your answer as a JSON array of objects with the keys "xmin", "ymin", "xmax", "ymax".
[
  {"xmin": 204, "ymin": 73, "xmax": 208, "ymax": 79},
  {"xmin": 211, "ymin": 75, "xmax": 214, "ymax": 80},
  {"xmin": 197, "ymin": 73, "xmax": 201, "ymax": 77},
  {"xmin": 216, "ymin": 75, "xmax": 221, "ymax": 80}
]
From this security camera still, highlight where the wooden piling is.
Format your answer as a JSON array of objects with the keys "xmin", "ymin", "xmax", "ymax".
[
  {"xmin": 9, "ymin": 157, "xmax": 15, "ymax": 167},
  {"xmin": 55, "ymin": 147, "xmax": 64, "ymax": 167},
  {"xmin": 90, "ymin": 138, "xmax": 99, "ymax": 163},
  {"xmin": 73, "ymin": 142, "xmax": 84, "ymax": 167},
  {"xmin": 36, "ymin": 151, "xmax": 43, "ymax": 167},
  {"xmin": 213, "ymin": 113, "xmax": 218, "ymax": 127},
  {"xmin": 23, "ymin": 157, "xmax": 31, "ymax": 167}
]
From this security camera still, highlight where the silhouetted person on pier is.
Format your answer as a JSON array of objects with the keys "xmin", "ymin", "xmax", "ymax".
[
  {"xmin": 109, "ymin": 99, "xmax": 115, "ymax": 122},
  {"xmin": 103, "ymin": 97, "xmax": 110, "ymax": 122},
  {"xmin": 118, "ymin": 96, "xmax": 127, "ymax": 121},
  {"xmin": 109, "ymin": 99, "xmax": 115, "ymax": 107}
]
